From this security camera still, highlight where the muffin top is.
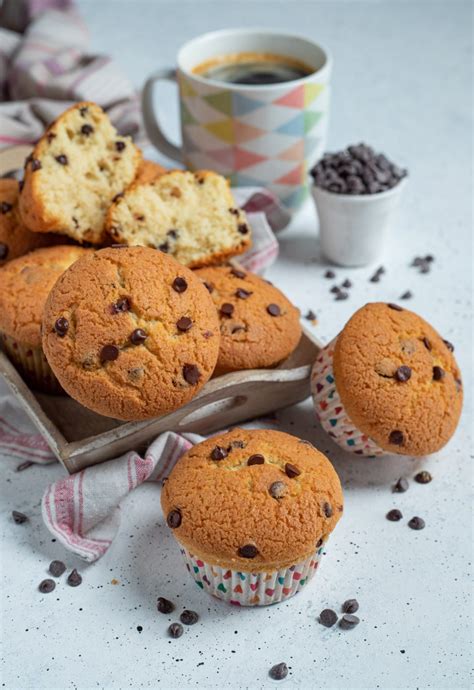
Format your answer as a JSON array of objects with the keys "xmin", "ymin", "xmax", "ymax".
[
  {"xmin": 194, "ymin": 266, "xmax": 302, "ymax": 374},
  {"xmin": 333, "ymin": 302, "xmax": 463, "ymax": 455},
  {"xmin": 161, "ymin": 428, "xmax": 343, "ymax": 571},
  {"xmin": 0, "ymin": 245, "xmax": 89, "ymax": 347},
  {"xmin": 42, "ymin": 246, "xmax": 220, "ymax": 421}
]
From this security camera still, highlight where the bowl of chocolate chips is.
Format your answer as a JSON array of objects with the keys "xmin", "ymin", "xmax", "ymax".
[{"xmin": 310, "ymin": 143, "xmax": 407, "ymax": 267}]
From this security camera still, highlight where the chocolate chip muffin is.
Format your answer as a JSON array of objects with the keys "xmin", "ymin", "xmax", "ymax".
[
  {"xmin": 0, "ymin": 245, "xmax": 90, "ymax": 392},
  {"xmin": 161, "ymin": 428, "xmax": 343, "ymax": 606},
  {"xmin": 311, "ymin": 302, "xmax": 463, "ymax": 456},
  {"xmin": 42, "ymin": 246, "xmax": 220, "ymax": 420},
  {"xmin": 194, "ymin": 266, "xmax": 302, "ymax": 374},
  {"xmin": 19, "ymin": 102, "xmax": 142, "ymax": 244},
  {"xmin": 0, "ymin": 179, "xmax": 56, "ymax": 266}
]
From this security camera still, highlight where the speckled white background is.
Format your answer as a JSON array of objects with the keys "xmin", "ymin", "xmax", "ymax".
[{"xmin": 1, "ymin": 1, "xmax": 472, "ymax": 689}]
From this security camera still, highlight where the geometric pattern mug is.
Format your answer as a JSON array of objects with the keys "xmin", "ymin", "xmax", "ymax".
[{"xmin": 142, "ymin": 29, "xmax": 331, "ymax": 211}]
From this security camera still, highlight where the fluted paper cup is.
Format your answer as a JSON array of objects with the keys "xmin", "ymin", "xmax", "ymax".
[{"xmin": 0, "ymin": 332, "xmax": 62, "ymax": 394}]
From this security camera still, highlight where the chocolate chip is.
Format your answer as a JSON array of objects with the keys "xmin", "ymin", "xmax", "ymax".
[
  {"xmin": 335, "ymin": 291, "xmax": 349, "ymax": 301},
  {"xmin": 339, "ymin": 614, "xmax": 360, "ymax": 630},
  {"xmin": 67, "ymin": 569, "xmax": 82, "ymax": 587},
  {"xmin": 408, "ymin": 516, "xmax": 425, "ymax": 530},
  {"xmin": 220, "ymin": 303, "xmax": 234, "ymax": 317},
  {"xmin": 100, "ymin": 344, "xmax": 119, "ymax": 362},
  {"xmin": 395, "ymin": 365, "xmax": 411, "ymax": 382},
  {"xmin": 400, "ymin": 290, "xmax": 413, "ymax": 300},
  {"xmin": 183, "ymin": 364, "xmax": 201, "ymax": 385},
  {"xmin": 157, "ymin": 597, "xmax": 175, "ymax": 614},
  {"xmin": 432, "ymin": 366, "xmax": 445, "ymax": 381},
  {"xmin": 237, "ymin": 224, "xmax": 249, "ymax": 235},
  {"xmin": 319, "ymin": 609, "xmax": 338, "ymax": 627},
  {"xmin": 389, "ymin": 430, "xmax": 404, "ymax": 445},
  {"xmin": 393, "ymin": 477, "xmax": 409, "ymax": 493},
  {"xmin": 172, "ymin": 276, "xmax": 187, "ymax": 293},
  {"xmin": 180, "ymin": 610, "xmax": 199, "ymax": 625},
  {"xmin": 111, "ymin": 296, "xmax": 130, "ymax": 314},
  {"xmin": 414, "ymin": 471, "xmax": 432, "ymax": 484},
  {"xmin": 46, "ymin": 132, "xmax": 56, "ymax": 143},
  {"xmin": 0, "ymin": 243, "xmax": 8, "ymax": 260},
  {"xmin": 158, "ymin": 241, "xmax": 169, "ymax": 253},
  {"xmin": 167, "ymin": 229, "xmax": 179, "ymax": 239},
  {"xmin": 54, "ymin": 317, "xmax": 69, "ymax": 337},
  {"xmin": 285, "ymin": 463, "xmax": 300, "ymax": 478},
  {"xmin": 112, "ymin": 192, "xmax": 124, "ymax": 203},
  {"xmin": 369, "ymin": 272, "xmax": 380, "ymax": 283},
  {"xmin": 130, "ymin": 328, "xmax": 147, "ymax": 345},
  {"xmin": 236, "ymin": 288, "xmax": 252, "ymax": 299},
  {"xmin": 168, "ymin": 622, "xmax": 183, "ymax": 638},
  {"xmin": 203, "ymin": 281, "xmax": 213, "ymax": 293},
  {"xmin": 211, "ymin": 446, "xmax": 227, "ymax": 461},
  {"xmin": 422, "ymin": 337, "xmax": 432, "ymax": 351},
  {"xmin": 229, "ymin": 208, "xmax": 239, "ymax": 215},
  {"xmin": 55, "ymin": 154, "xmax": 68, "ymax": 166},
  {"xmin": 230, "ymin": 267, "xmax": 246, "ymax": 279},
  {"xmin": 330, "ymin": 285, "xmax": 341, "ymax": 294},
  {"xmin": 269, "ymin": 663, "xmax": 288, "ymax": 681},
  {"xmin": 342, "ymin": 279, "xmax": 352, "ymax": 288},
  {"xmin": 342, "ymin": 599, "xmax": 359, "ymax": 614},
  {"xmin": 388, "ymin": 303, "xmax": 403, "ymax": 311},
  {"xmin": 238, "ymin": 544, "xmax": 258, "ymax": 558},
  {"xmin": 269, "ymin": 481, "xmax": 287, "ymax": 499},
  {"xmin": 324, "ymin": 270, "xmax": 335, "ymax": 279},
  {"xmin": 81, "ymin": 124, "xmax": 94, "ymax": 136},
  {"xmin": 316, "ymin": 537, "xmax": 324, "ymax": 548},
  {"xmin": 39, "ymin": 579, "xmax": 55, "ymax": 594},
  {"xmin": 247, "ymin": 454, "xmax": 264, "ymax": 465},
  {"xmin": 79, "ymin": 106, "xmax": 88, "ymax": 117},
  {"xmin": 115, "ymin": 141, "xmax": 126, "ymax": 151},
  {"xmin": 167, "ymin": 509, "xmax": 182, "ymax": 528},
  {"xmin": 16, "ymin": 461, "xmax": 33, "ymax": 472},
  {"xmin": 267, "ymin": 303, "xmax": 280, "ymax": 316},
  {"xmin": 176, "ymin": 317, "xmax": 192, "ymax": 332},
  {"xmin": 305, "ymin": 310, "xmax": 316, "ymax": 321},
  {"xmin": 31, "ymin": 159, "xmax": 42, "ymax": 171},
  {"xmin": 0, "ymin": 201, "xmax": 12, "ymax": 214},
  {"xmin": 323, "ymin": 502, "xmax": 333, "ymax": 518},
  {"xmin": 443, "ymin": 339, "xmax": 454, "ymax": 352},
  {"xmin": 49, "ymin": 560, "xmax": 66, "ymax": 577},
  {"xmin": 12, "ymin": 510, "xmax": 28, "ymax": 524},
  {"xmin": 386, "ymin": 509, "xmax": 403, "ymax": 521}
]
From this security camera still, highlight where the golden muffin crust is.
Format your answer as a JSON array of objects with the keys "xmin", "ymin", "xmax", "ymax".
[
  {"xmin": 42, "ymin": 246, "xmax": 220, "ymax": 421},
  {"xmin": 161, "ymin": 429, "xmax": 344, "ymax": 571},
  {"xmin": 194, "ymin": 266, "xmax": 302, "ymax": 374},
  {"xmin": 134, "ymin": 159, "xmax": 166, "ymax": 184},
  {"xmin": 0, "ymin": 179, "xmax": 57, "ymax": 266},
  {"xmin": 333, "ymin": 302, "xmax": 463, "ymax": 455},
  {"xmin": 0, "ymin": 245, "xmax": 90, "ymax": 347}
]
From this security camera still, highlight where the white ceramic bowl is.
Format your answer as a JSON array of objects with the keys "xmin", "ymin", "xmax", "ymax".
[{"xmin": 311, "ymin": 179, "xmax": 406, "ymax": 267}]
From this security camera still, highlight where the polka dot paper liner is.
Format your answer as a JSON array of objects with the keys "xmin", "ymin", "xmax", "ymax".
[
  {"xmin": 180, "ymin": 544, "xmax": 325, "ymax": 606},
  {"xmin": 311, "ymin": 338, "xmax": 387, "ymax": 457}
]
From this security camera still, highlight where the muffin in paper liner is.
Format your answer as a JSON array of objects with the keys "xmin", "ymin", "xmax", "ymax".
[
  {"xmin": 179, "ymin": 542, "xmax": 325, "ymax": 606},
  {"xmin": 311, "ymin": 338, "xmax": 387, "ymax": 456},
  {"xmin": 0, "ymin": 332, "xmax": 63, "ymax": 394}
]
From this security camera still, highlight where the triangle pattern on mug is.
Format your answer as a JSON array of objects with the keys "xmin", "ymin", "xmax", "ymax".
[
  {"xmin": 203, "ymin": 91, "xmax": 233, "ymax": 116},
  {"xmin": 232, "ymin": 92, "xmax": 267, "ymax": 116},
  {"xmin": 275, "ymin": 85, "xmax": 305, "ymax": 108},
  {"xmin": 234, "ymin": 147, "xmax": 267, "ymax": 170},
  {"xmin": 276, "ymin": 112, "xmax": 305, "ymax": 136},
  {"xmin": 304, "ymin": 83, "xmax": 325, "ymax": 106},
  {"xmin": 204, "ymin": 119, "xmax": 234, "ymax": 143},
  {"xmin": 277, "ymin": 139, "xmax": 305, "ymax": 161}
]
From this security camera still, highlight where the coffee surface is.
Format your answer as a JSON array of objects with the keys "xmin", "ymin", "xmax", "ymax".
[{"xmin": 193, "ymin": 52, "xmax": 313, "ymax": 85}]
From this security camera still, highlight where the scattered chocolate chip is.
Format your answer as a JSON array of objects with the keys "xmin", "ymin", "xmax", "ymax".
[
  {"xmin": 180, "ymin": 610, "xmax": 199, "ymax": 625},
  {"xmin": 324, "ymin": 270, "xmax": 335, "ymax": 279},
  {"xmin": 130, "ymin": 328, "xmax": 147, "ymax": 345},
  {"xmin": 172, "ymin": 276, "xmax": 188, "ymax": 293},
  {"xmin": 443, "ymin": 339, "xmax": 454, "ymax": 352},
  {"xmin": 305, "ymin": 310, "xmax": 316, "ymax": 321},
  {"xmin": 182, "ymin": 364, "xmax": 201, "ymax": 385},
  {"xmin": 12, "ymin": 510, "xmax": 28, "ymax": 524},
  {"xmin": 335, "ymin": 291, "xmax": 349, "ymax": 301},
  {"xmin": 167, "ymin": 509, "xmax": 182, "ymax": 529},
  {"xmin": 67, "ymin": 569, "xmax": 82, "ymax": 587},
  {"xmin": 168, "ymin": 622, "xmax": 183, "ymax": 638},
  {"xmin": 236, "ymin": 288, "xmax": 252, "ymax": 299},
  {"xmin": 100, "ymin": 344, "xmax": 119, "ymax": 363},
  {"xmin": 136, "ymin": 626, "xmax": 143, "ymax": 632},
  {"xmin": 339, "ymin": 614, "xmax": 360, "ymax": 630},
  {"xmin": 167, "ymin": 229, "xmax": 178, "ymax": 239},
  {"xmin": 111, "ymin": 296, "xmax": 130, "ymax": 314},
  {"xmin": 31, "ymin": 158, "xmax": 42, "ymax": 171},
  {"xmin": 81, "ymin": 124, "xmax": 94, "ymax": 136},
  {"xmin": 49, "ymin": 560, "xmax": 66, "ymax": 577},
  {"xmin": 269, "ymin": 663, "xmax": 288, "ymax": 681},
  {"xmin": 79, "ymin": 106, "xmax": 88, "ymax": 117},
  {"xmin": 285, "ymin": 463, "xmax": 300, "ymax": 478},
  {"xmin": 319, "ymin": 608, "xmax": 338, "ymax": 627},
  {"xmin": 53, "ymin": 317, "xmax": 69, "ymax": 337},
  {"xmin": 432, "ymin": 366, "xmax": 445, "ymax": 381},
  {"xmin": 316, "ymin": 537, "xmax": 324, "ymax": 548},
  {"xmin": 211, "ymin": 446, "xmax": 227, "ymax": 461},
  {"xmin": 46, "ymin": 132, "xmax": 56, "ymax": 143},
  {"xmin": 112, "ymin": 192, "xmax": 124, "ymax": 203},
  {"xmin": 230, "ymin": 267, "xmax": 246, "ymax": 279},
  {"xmin": 323, "ymin": 502, "xmax": 333, "ymax": 518},
  {"xmin": 267, "ymin": 303, "xmax": 281, "ymax": 316},
  {"xmin": 176, "ymin": 317, "xmax": 192, "ymax": 332},
  {"xmin": 342, "ymin": 599, "xmax": 359, "ymax": 614},
  {"xmin": 386, "ymin": 509, "xmax": 403, "ymax": 521},
  {"xmin": 247, "ymin": 454, "xmax": 264, "ymax": 465},
  {"xmin": 39, "ymin": 579, "xmax": 55, "ymax": 594},
  {"xmin": 55, "ymin": 154, "xmax": 68, "ymax": 166},
  {"xmin": 369, "ymin": 273, "xmax": 380, "ymax": 283},
  {"xmin": 16, "ymin": 461, "xmax": 33, "ymax": 472},
  {"xmin": 400, "ymin": 290, "xmax": 413, "ymax": 300},
  {"xmin": 115, "ymin": 141, "xmax": 126, "ymax": 151},
  {"xmin": 228, "ymin": 208, "xmax": 239, "ymax": 216},
  {"xmin": 203, "ymin": 281, "xmax": 213, "ymax": 293},
  {"xmin": 158, "ymin": 241, "xmax": 169, "ymax": 253},
  {"xmin": 0, "ymin": 201, "xmax": 12, "ymax": 214},
  {"xmin": 330, "ymin": 285, "xmax": 341, "ymax": 294},
  {"xmin": 395, "ymin": 365, "xmax": 412, "ymax": 382},
  {"xmin": 220, "ymin": 303, "xmax": 234, "ymax": 317},
  {"xmin": 157, "ymin": 597, "xmax": 175, "ymax": 614},
  {"xmin": 422, "ymin": 337, "xmax": 432, "ymax": 351},
  {"xmin": 237, "ymin": 223, "xmax": 249, "ymax": 235},
  {"xmin": 388, "ymin": 303, "xmax": 403, "ymax": 311},
  {"xmin": 414, "ymin": 471, "xmax": 432, "ymax": 484},
  {"xmin": 0, "ymin": 243, "xmax": 8, "ymax": 260},
  {"xmin": 393, "ymin": 477, "xmax": 409, "ymax": 493},
  {"xmin": 408, "ymin": 516, "xmax": 425, "ymax": 530},
  {"xmin": 389, "ymin": 430, "xmax": 404, "ymax": 445},
  {"xmin": 238, "ymin": 544, "xmax": 258, "ymax": 558},
  {"xmin": 342, "ymin": 279, "xmax": 352, "ymax": 288},
  {"xmin": 269, "ymin": 481, "xmax": 287, "ymax": 499}
]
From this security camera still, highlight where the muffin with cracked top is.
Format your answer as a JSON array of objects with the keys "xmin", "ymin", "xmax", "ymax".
[
  {"xmin": 42, "ymin": 246, "xmax": 220, "ymax": 420},
  {"xmin": 161, "ymin": 428, "xmax": 343, "ymax": 606}
]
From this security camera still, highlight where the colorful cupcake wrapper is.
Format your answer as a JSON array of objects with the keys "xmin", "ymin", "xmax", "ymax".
[
  {"xmin": 179, "ymin": 544, "xmax": 324, "ymax": 607},
  {"xmin": 311, "ymin": 338, "xmax": 387, "ymax": 457},
  {"xmin": 0, "ymin": 332, "xmax": 62, "ymax": 394}
]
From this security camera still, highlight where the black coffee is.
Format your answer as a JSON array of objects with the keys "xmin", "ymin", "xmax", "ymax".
[{"xmin": 194, "ymin": 53, "xmax": 313, "ymax": 85}]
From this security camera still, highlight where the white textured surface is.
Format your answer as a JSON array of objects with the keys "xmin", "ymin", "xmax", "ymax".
[{"xmin": 1, "ymin": 1, "xmax": 472, "ymax": 689}]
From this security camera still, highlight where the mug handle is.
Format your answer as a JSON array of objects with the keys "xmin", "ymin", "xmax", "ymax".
[{"xmin": 142, "ymin": 69, "xmax": 183, "ymax": 163}]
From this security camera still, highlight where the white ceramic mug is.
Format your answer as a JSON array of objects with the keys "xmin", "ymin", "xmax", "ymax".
[{"xmin": 142, "ymin": 29, "xmax": 331, "ymax": 211}]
